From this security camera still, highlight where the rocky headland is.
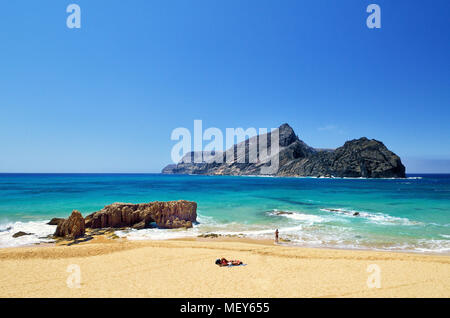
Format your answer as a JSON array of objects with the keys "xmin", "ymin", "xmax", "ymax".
[
  {"xmin": 52, "ymin": 200, "xmax": 197, "ymax": 239},
  {"xmin": 162, "ymin": 123, "xmax": 406, "ymax": 178}
]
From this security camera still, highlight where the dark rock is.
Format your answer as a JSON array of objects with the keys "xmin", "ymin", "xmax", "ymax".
[
  {"xmin": 84, "ymin": 200, "xmax": 197, "ymax": 230},
  {"xmin": 0, "ymin": 226, "xmax": 12, "ymax": 232},
  {"xmin": 47, "ymin": 218, "xmax": 65, "ymax": 226},
  {"xmin": 162, "ymin": 123, "xmax": 406, "ymax": 178},
  {"xmin": 66, "ymin": 236, "xmax": 94, "ymax": 246},
  {"xmin": 161, "ymin": 164, "xmax": 177, "ymax": 174},
  {"xmin": 198, "ymin": 233, "xmax": 220, "ymax": 238},
  {"xmin": 12, "ymin": 231, "xmax": 32, "ymax": 238},
  {"xmin": 131, "ymin": 220, "xmax": 147, "ymax": 230},
  {"xmin": 54, "ymin": 210, "xmax": 85, "ymax": 239},
  {"xmin": 279, "ymin": 137, "xmax": 405, "ymax": 178},
  {"xmin": 353, "ymin": 212, "xmax": 360, "ymax": 216},
  {"xmin": 273, "ymin": 211, "xmax": 293, "ymax": 216}
]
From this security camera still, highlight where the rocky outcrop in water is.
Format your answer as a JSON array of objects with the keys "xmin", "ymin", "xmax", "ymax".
[
  {"xmin": 277, "ymin": 136, "xmax": 406, "ymax": 178},
  {"xmin": 12, "ymin": 231, "xmax": 32, "ymax": 238},
  {"xmin": 47, "ymin": 218, "xmax": 65, "ymax": 226},
  {"xmin": 84, "ymin": 200, "xmax": 197, "ymax": 229},
  {"xmin": 54, "ymin": 210, "xmax": 86, "ymax": 239},
  {"xmin": 162, "ymin": 123, "xmax": 406, "ymax": 178}
]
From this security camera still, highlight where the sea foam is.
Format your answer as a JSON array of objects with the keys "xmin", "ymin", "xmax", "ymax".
[
  {"xmin": 0, "ymin": 221, "xmax": 56, "ymax": 248},
  {"xmin": 320, "ymin": 208, "xmax": 421, "ymax": 226}
]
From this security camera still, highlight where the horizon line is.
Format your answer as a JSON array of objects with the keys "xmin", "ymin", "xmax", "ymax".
[{"xmin": 0, "ymin": 172, "xmax": 449, "ymax": 175}]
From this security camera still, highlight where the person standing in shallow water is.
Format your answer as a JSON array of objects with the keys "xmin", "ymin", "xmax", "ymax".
[{"xmin": 275, "ymin": 229, "xmax": 279, "ymax": 244}]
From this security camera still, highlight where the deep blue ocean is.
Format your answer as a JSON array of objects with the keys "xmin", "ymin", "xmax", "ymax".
[{"xmin": 0, "ymin": 173, "xmax": 449, "ymax": 253}]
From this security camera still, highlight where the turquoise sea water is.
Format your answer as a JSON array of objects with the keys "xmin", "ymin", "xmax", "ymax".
[{"xmin": 0, "ymin": 173, "xmax": 449, "ymax": 253}]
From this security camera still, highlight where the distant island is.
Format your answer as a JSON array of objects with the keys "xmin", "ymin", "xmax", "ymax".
[{"xmin": 162, "ymin": 123, "xmax": 406, "ymax": 178}]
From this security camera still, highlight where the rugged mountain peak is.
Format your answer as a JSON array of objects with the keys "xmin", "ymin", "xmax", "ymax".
[
  {"xmin": 342, "ymin": 137, "xmax": 377, "ymax": 148},
  {"xmin": 277, "ymin": 123, "xmax": 298, "ymax": 147},
  {"xmin": 162, "ymin": 124, "xmax": 406, "ymax": 178},
  {"xmin": 333, "ymin": 137, "xmax": 405, "ymax": 178}
]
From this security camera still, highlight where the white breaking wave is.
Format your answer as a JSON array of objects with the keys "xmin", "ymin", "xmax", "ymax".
[
  {"xmin": 212, "ymin": 224, "xmax": 305, "ymax": 238},
  {"xmin": 0, "ymin": 221, "xmax": 56, "ymax": 248},
  {"xmin": 0, "ymin": 213, "xmax": 448, "ymax": 254},
  {"xmin": 268, "ymin": 210, "xmax": 324, "ymax": 224},
  {"xmin": 320, "ymin": 208, "xmax": 421, "ymax": 226},
  {"xmin": 115, "ymin": 212, "xmax": 306, "ymax": 242},
  {"xmin": 382, "ymin": 239, "xmax": 450, "ymax": 254},
  {"xmin": 115, "ymin": 227, "xmax": 200, "ymax": 241}
]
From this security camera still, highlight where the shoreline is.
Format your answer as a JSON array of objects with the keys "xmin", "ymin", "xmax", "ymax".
[
  {"xmin": 0, "ymin": 235, "xmax": 449, "ymax": 297},
  {"xmin": 178, "ymin": 236, "xmax": 450, "ymax": 256},
  {"xmin": 162, "ymin": 173, "xmax": 412, "ymax": 180},
  {"xmin": 1, "ymin": 229, "xmax": 449, "ymax": 256},
  {"xmin": 4, "ymin": 234, "xmax": 450, "ymax": 259}
]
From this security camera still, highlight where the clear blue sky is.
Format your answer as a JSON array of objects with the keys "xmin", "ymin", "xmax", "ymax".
[{"xmin": 0, "ymin": 0, "xmax": 449, "ymax": 173}]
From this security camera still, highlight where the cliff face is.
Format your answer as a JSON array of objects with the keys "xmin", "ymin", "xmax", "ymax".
[
  {"xmin": 85, "ymin": 200, "xmax": 197, "ymax": 229},
  {"xmin": 162, "ymin": 124, "xmax": 406, "ymax": 178},
  {"xmin": 52, "ymin": 201, "xmax": 198, "ymax": 238},
  {"xmin": 54, "ymin": 210, "xmax": 85, "ymax": 239},
  {"xmin": 277, "ymin": 137, "xmax": 406, "ymax": 178}
]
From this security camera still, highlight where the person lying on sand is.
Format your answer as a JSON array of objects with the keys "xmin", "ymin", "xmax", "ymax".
[{"xmin": 215, "ymin": 258, "xmax": 243, "ymax": 267}]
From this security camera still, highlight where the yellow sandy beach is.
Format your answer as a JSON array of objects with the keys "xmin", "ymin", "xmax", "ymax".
[{"xmin": 0, "ymin": 237, "xmax": 449, "ymax": 298}]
